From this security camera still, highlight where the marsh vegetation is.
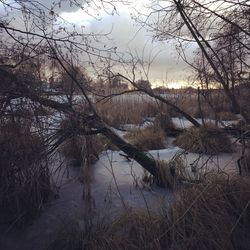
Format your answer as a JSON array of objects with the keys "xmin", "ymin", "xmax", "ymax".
[{"xmin": 0, "ymin": 0, "xmax": 250, "ymax": 249}]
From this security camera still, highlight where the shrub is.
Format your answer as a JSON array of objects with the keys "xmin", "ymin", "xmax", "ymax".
[
  {"xmin": 174, "ymin": 125, "xmax": 233, "ymax": 154},
  {"xmin": 124, "ymin": 126, "xmax": 166, "ymax": 151},
  {"xmin": 0, "ymin": 121, "xmax": 50, "ymax": 224}
]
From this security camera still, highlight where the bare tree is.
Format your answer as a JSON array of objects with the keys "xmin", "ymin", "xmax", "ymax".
[
  {"xmin": 134, "ymin": 0, "xmax": 250, "ymax": 123},
  {"xmin": 0, "ymin": 0, "xmax": 175, "ymax": 184}
]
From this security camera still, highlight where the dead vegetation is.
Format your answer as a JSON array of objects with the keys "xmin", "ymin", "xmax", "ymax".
[
  {"xmin": 60, "ymin": 135, "xmax": 104, "ymax": 166},
  {"xmin": 96, "ymin": 97, "xmax": 167, "ymax": 128},
  {"xmin": 124, "ymin": 125, "xmax": 166, "ymax": 151},
  {"xmin": 59, "ymin": 117, "xmax": 104, "ymax": 165},
  {"xmin": 0, "ymin": 120, "xmax": 50, "ymax": 224},
  {"xmin": 174, "ymin": 125, "xmax": 233, "ymax": 154},
  {"xmin": 154, "ymin": 112, "xmax": 175, "ymax": 133},
  {"xmin": 49, "ymin": 175, "xmax": 250, "ymax": 250}
]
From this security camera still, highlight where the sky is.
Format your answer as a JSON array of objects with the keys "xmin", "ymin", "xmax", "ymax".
[
  {"xmin": 0, "ymin": 0, "xmax": 197, "ymax": 88},
  {"xmin": 58, "ymin": 0, "xmax": 196, "ymax": 88}
]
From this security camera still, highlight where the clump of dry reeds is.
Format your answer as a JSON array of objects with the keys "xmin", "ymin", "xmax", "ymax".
[
  {"xmin": 175, "ymin": 125, "xmax": 233, "ymax": 154},
  {"xmin": 49, "ymin": 215, "xmax": 130, "ymax": 250},
  {"xmin": 124, "ymin": 125, "xmax": 166, "ymax": 151},
  {"xmin": 218, "ymin": 111, "xmax": 237, "ymax": 121},
  {"xmin": 156, "ymin": 156, "xmax": 193, "ymax": 189},
  {"xmin": 60, "ymin": 135, "xmax": 104, "ymax": 166},
  {"xmin": 59, "ymin": 117, "xmax": 104, "ymax": 166},
  {"xmin": 0, "ymin": 121, "xmax": 50, "ymax": 224},
  {"xmin": 154, "ymin": 112, "xmax": 175, "ymax": 133},
  {"xmin": 164, "ymin": 175, "xmax": 250, "ymax": 250}
]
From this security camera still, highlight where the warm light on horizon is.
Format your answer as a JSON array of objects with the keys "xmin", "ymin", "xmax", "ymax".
[
  {"xmin": 151, "ymin": 79, "xmax": 194, "ymax": 89},
  {"xmin": 151, "ymin": 79, "xmax": 221, "ymax": 89}
]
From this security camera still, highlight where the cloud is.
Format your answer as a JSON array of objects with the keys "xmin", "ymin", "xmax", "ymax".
[
  {"xmin": 62, "ymin": 9, "xmax": 195, "ymax": 83},
  {"xmin": 0, "ymin": 0, "xmax": 197, "ymax": 87}
]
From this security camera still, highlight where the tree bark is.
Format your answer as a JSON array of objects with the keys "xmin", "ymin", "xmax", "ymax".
[{"xmin": 101, "ymin": 126, "xmax": 159, "ymax": 176}]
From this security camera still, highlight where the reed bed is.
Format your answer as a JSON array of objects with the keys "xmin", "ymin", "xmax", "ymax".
[{"xmin": 0, "ymin": 121, "xmax": 50, "ymax": 224}]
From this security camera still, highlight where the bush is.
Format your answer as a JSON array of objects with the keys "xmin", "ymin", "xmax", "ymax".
[
  {"xmin": 174, "ymin": 125, "xmax": 233, "ymax": 154},
  {"xmin": 124, "ymin": 126, "xmax": 166, "ymax": 151},
  {"xmin": 0, "ymin": 121, "xmax": 50, "ymax": 224}
]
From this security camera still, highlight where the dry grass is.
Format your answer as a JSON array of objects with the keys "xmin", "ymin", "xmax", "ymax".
[
  {"xmin": 169, "ymin": 91, "xmax": 232, "ymax": 120},
  {"xmin": 97, "ymin": 135, "xmax": 119, "ymax": 151},
  {"xmin": 49, "ymin": 175, "xmax": 250, "ymax": 250},
  {"xmin": 95, "ymin": 92, "xmax": 233, "ymax": 127},
  {"xmin": 60, "ymin": 135, "xmax": 104, "ymax": 166},
  {"xmin": 96, "ymin": 97, "xmax": 167, "ymax": 128},
  {"xmin": 143, "ymin": 154, "xmax": 205, "ymax": 189},
  {"xmin": 0, "ymin": 121, "xmax": 50, "ymax": 224},
  {"xmin": 154, "ymin": 112, "xmax": 175, "ymax": 133},
  {"xmin": 163, "ymin": 175, "xmax": 250, "ymax": 250},
  {"xmin": 218, "ymin": 111, "xmax": 238, "ymax": 121},
  {"xmin": 59, "ymin": 117, "xmax": 104, "ymax": 165},
  {"xmin": 174, "ymin": 125, "xmax": 233, "ymax": 154},
  {"xmin": 49, "ymin": 215, "xmax": 131, "ymax": 250},
  {"xmin": 124, "ymin": 126, "xmax": 166, "ymax": 151},
  {"xmin": 156, "ymin": 156, "xmax": 194, "ymax": 189}
]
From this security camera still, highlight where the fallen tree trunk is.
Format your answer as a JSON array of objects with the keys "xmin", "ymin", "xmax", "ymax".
[
  {"xmin": 101, "ymin": 126, "xmax": 159, "ymax": 177},
  {"xmin": 100, "ymin": 124, "xmax": 177, "ymax": 187},
  {"xmin": 0, "ymin": 68, "xmax": 163, "ymax": 181}
]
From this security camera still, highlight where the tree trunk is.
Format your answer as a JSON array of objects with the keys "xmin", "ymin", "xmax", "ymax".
[
  {"xmin": 174, "ymin": 0, "xmax": 250, "ymax": 125},
  {"xmin": 101, "ymin": 126, "xmax": 159, "ymax": 177}
]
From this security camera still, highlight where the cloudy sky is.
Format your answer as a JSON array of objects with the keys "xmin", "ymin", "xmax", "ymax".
[
  {"xmin": 58, "ymin": 0, "xmax": 197, "ymax": 88},
  {"xmin": 0, "ymin": 0, "xmax": 197, "ymax": 88}
]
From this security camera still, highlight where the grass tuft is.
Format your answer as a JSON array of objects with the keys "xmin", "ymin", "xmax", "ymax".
[
  {"xmin": 124, "ymin": 126, "xmax": 166, "ymax": 151},
  {"xmin": 60, "ymin": 135, "xmax": 103, "ymax": 166},
  {"xmin": 59, "ymin": 116, "xmax": 104, "ymax": 166},
  {"xmin": 154, "ymin": 112, "xmax": 175, "ymax": 133},
  {"xmin": 174, "ymin": 125, "xmax": 233, "ymax": 154},
  {"xmin": 0, "ymin": 121, "xmax": 50, "ymax": 224}
]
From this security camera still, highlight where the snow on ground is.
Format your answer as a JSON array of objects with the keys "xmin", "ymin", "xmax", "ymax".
[
  {"xmin": 92, "ymin": 150, "xmax": 174, "ymax": 214},
  {"xmin": 172, "ymin": 117, "xmax": 239, "ymax": 129},
  {"xmin": 119, "ymin": 117, "xmax": 239, "ymax": 131},
  {"xmin": 0, "ymin": 149, "xmax": 175, "ymax": 250}
]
